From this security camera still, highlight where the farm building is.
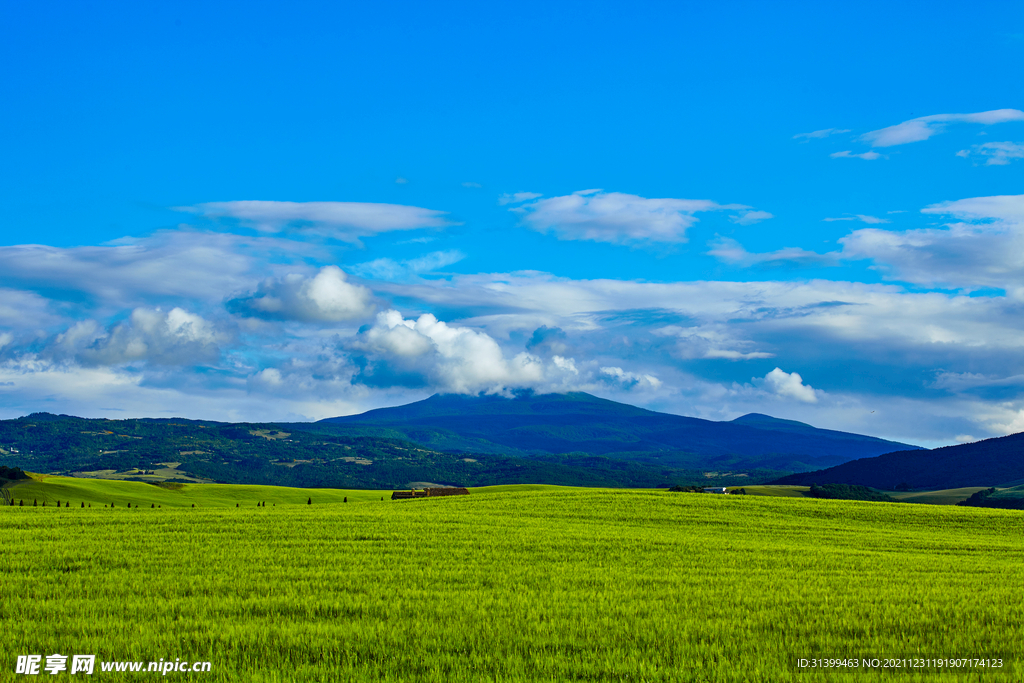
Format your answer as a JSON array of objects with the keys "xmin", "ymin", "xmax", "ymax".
[
  {"xmin": 391, "ymin": 487, "xmax": 470, "ymax": 500},
  {"xmin": 703, "ymin": 487, "xmax": 729, "ymax": 494}
]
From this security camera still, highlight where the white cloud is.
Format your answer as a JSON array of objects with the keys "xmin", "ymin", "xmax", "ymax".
[
  {"xmin": 0, "ymin": 357, "xmax": 375, "ymax": 423},
  {"xmin": 707, "ymin": 237, "xmax": 838, "ymax": 267},
  {"xmin": 350, "ymin": 250, "xmax": 465, "ymax": 282},
  {"xmin": 180, "ymin": 200, "xmax": 453, "ymax": 243},
  {"xmin": 600, "ymin": 366, "xmax": 662, "ymax": 390},
  {"xmin": 823, "ymin": 215, "xmax": 890, "ymax": 224},
  {"xmin": 394, "ymin": 177, "xmax": 409, "ymax": 184},
  {"xmin": 830, "ymin": 150, "xmax": 883, "ymax": 160},
  {"xmin": 0, "ymin": 288, "xmax": 65, "ymax": 332},
  {"xmin": 793, "ymin": 128, "xmax": 851, "ymax": 140},
  {"xmin": 229, "ymin": 266, "xmax": 375, "ymax": 323},
  {"xmin": 51, "ymin": 307, "xmax": 229, "ymax": 367},
  {"xmin": 922, "ymin": 194, "xmax": 1024, "ymax": 223},
  {"xmin": 653, "ymin": 323, "xmax": 774, "ymax": 361},
  {"xmin": 514, "ymin": 189, "xmax": 746, "ymax": 245},
  {"xmin": 9, "ymin": 246, "xmax": 1024, "ymax": 442},
  {"xmin": 374, "ymin": 269, "xmax": 1024, "ymax": 377},
  {"xmin": 956, "ymin": 141, "xmax": 1024, "ymax": 166},
  {"xmin": 710, "ymin": 194, "xmax": 1024, "ymax": 294},
  {"xmin": 703, "ymin": 349, "xmax": 774, "ymax": 360},
  {"xmin": 552, "ymin": 355, "xmax": 578, "ymax": 374},
  {"xmin": 730, "ymin": 210, "xmax": 774, "ymax": 226},
  {"xmin": 0, "ymin": 230, "xmax": 282, "ymax": 308},
  {"xmin": 760, "ymin": 367, "xmax": 818, "ymax": 403},
  {"xmin": 840, "ymin": 194, "xmax": 1024, "ymax": 293},
  {"xmin": 351, "ymin": 309, "xmax": 554, "ymax": 394},
  {"xmin": 861, "ymin": 109, "xmax": 1024, "ymax": 147},
  {"xmin": 498, "ymin": 192, "xmax": 543, "ymax": 206}
]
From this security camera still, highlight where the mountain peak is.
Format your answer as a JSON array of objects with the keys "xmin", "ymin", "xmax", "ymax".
[{"xmin": 319, "ymin": 392, "xmax": 918, "ymax": 471}]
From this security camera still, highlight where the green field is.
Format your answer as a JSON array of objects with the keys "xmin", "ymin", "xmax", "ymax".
[
  {"xmin": 1, "ymin": 474, "xmax": 391, "ymax": 507},
  {"xmin": 2, "ymin": 480, "xmax": 1022, "ymax": 682},
  {"xmin": 727, "ymin": 484, "xmax": 810, "ymax": 497},
  {"xmin": 888, "ymin": 487, "xmax": 991, "ymax": 505}
]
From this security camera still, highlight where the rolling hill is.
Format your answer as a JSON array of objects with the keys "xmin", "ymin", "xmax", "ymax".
[
  {"xmin": 311, "ymin": 391, "xmax": 920, "ymax": 471},
  {"xmin": 772, "ymin": 431, "xmax": 1024, "ymax": 490},
  {"xmin": 0, "ymin": 413, "xmax": 782, "ymax": 489}
]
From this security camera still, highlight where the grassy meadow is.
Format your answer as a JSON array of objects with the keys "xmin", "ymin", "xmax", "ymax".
[
  {"xmin": 1, "ymin": 474, "xmax": 392, "ymax": 507},
  {"xmin": 2, "ymin": 479, "xmax": 1022, "ymax": 682}
]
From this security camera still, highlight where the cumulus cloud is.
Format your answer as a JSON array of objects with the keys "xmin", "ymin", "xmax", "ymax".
[
  {"xmin": 861, "ymin": 109, "xmax": 1024, "ymax": 147},
  {"xmin": 50, "ymin": 307, "xmax": 229, "ymax": 367},
  {"xmin": 349, "ymin": 309, "xmax": 560, "ymax": 394},
  {"xmin": 373, "ymin": 268, "xmax": 1024, "ymax": 431},
  {"xmin": 830, "ymin": 150, "xmax": 883, "ymax": 160},
  {"xmin": 513, "ymin": 189, "xmax": 747, "ymax": 245},
  {"xmin": 730, "ymin": 210, "xmax": 774, "ymax": 226},
  {"xmin": 759, "ymin": 367, "xmax": 818, "ymax": 403},
  {"xmin": 375, "ymin": 269, "xmax": 1019, "ymax": 352},
  {"xmin": 349, "ymin": 250, "xmax": 465, "ymax": 282},
  {"xmin": 956, "ymin": 141, "xmax": 1024, "ymax": 166},
  {"xmin": 793, "ymin": 128, "xmax": 851, "ymax": 140},
  {"xmin": 180, "ymin": 200, "xmax": 453, "ymax": 243},
  {"xmin": 600, "ymin": 366, "xmax": 662, "ymax": 390},
  {"xmin": 526, "ymin": 326, "xmax": 570, "ymax": 356},
  {"xmin": 498, "ymin": 192, "xmax": 542, "ymax": 206},
  {"xmin": 229, "ymin": 266, "xmax": 375, "ymax": 323}
]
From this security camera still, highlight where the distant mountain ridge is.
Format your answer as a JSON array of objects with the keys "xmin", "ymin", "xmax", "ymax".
[
  {"xmin": 314, "ymin": 392, "xmax": 920, "ymax": 472},
  {"xmin": 772, "ymin": 431, "xmax": 1024, "ymax": 490},
  {"xmin": 2, "ymin": 412, "xmax": 755, "ymax": 490}
]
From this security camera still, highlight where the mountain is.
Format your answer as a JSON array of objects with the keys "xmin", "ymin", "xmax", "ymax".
[
  {"xmin": 771, "ymin": 431, "xmax": 1024, "ymax": 489},
  {"xmin": 311, "ymin": 392, "xmax": 920, "ymax": 472}
]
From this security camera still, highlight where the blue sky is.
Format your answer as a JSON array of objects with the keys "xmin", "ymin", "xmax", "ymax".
[{"xmin": 1, "ymin": 1, "xmax": 1022, "ymax": 446}]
